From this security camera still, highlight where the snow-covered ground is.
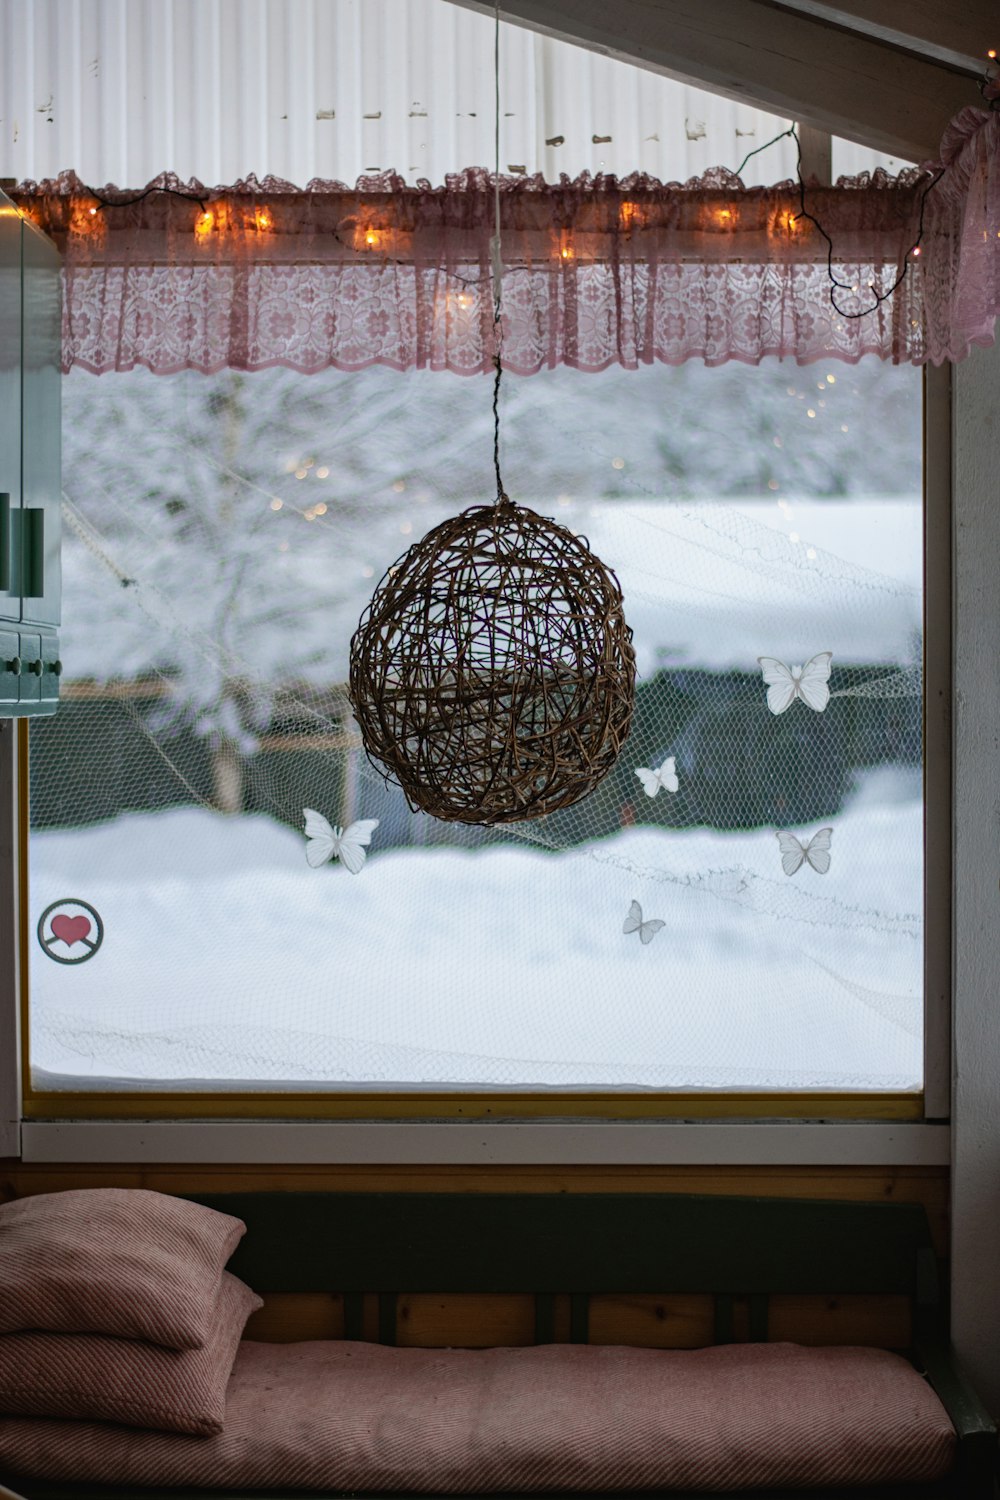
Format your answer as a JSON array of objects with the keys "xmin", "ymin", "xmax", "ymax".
[{"xmin": 29, "ymin": 768, "xmax": 922, "ymax": 1092}]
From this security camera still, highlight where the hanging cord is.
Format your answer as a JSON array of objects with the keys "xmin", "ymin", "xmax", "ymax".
[{"xmin": 491, "ymin": 0, "xmax": 507, "ymax": 505}]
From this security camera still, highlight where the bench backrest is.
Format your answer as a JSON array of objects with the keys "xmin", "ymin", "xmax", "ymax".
[{"xmin": 190, "ymin": 1191, "xmax": 942, "ymax": 1346}]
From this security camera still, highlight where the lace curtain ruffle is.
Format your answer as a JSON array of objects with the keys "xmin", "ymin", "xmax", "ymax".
[{"xmin": 12, "ymin": 109, "xmax": 999, "ymax": 374}]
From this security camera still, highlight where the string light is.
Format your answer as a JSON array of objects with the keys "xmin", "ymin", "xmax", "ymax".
[{"xmin": 50, "ymin": 102, "xmax": 952, "ymax": 326}]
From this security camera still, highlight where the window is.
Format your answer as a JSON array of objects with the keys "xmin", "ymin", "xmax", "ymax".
[{"xmin": 23, "ymin": 354, "xmax": 929, "ymax": 1116}]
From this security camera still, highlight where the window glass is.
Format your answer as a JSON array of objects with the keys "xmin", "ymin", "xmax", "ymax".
[{"xmin": 27, "ymin": 358, "xmax": 923, "ymax": 1097}]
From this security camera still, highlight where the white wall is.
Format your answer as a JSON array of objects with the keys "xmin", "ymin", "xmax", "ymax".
[{"xmin": 0, "ymin": 0, "xmax": 904, "ymax": 190}]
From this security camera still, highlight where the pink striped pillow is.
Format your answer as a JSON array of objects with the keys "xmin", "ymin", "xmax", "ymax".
[
  {"xmin": 0, "ymin": 1189, "xmax": 245, "ymax": 1349},
  {"xmin": 0, "ymin": 1271, "xmax": 260, "ymax": 1436}
]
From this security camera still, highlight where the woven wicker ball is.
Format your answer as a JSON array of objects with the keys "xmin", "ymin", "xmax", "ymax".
[{"xmin": 349, "ymin": 497, "xmax": 636, "ymax": 825}]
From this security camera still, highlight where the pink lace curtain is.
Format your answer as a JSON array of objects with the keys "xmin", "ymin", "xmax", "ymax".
[{"xmin": 12, "ymin": 107, "xmax": 999, "ymax": 374}]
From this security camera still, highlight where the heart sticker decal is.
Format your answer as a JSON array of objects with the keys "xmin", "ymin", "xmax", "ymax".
[
  {"xmin": 37, "ymin": 900, "xmax": 104, "ymax": 965},
  {"xmin": 51, "ymin": 914, "xmax": 92, "ymax": 946}
]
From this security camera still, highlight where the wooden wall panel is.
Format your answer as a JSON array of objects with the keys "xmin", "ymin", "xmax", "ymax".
[
  {"xmin": 240, "ymin": 1290, "xmax": 910, "ymax": 1350},
  {"xmin": 0, "ymin": 1162, "xmax": 944, "ymax": 1350},
  {"xmin": 0, "ymin": 1161, "xmax": 949, "ymax": 1255}
]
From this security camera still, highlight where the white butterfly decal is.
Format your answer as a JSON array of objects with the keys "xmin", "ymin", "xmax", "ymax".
[
  {"xmin": 303, "ymin": 809, "xmax": 380, "ymax": 874},
  {"xmin": 622, "ymin": 899, "xmax": 665, "ymax": 945},
  {"xmin": 757, "ymin": 652, "xmax": 833, "ymax": 714},
  {"xmin": 634, "ymin": 757, "xmax": 679, "ymax": 798},
  {"xmin": 776, "ymin": 827, "xmax": 833, "ymax": 877}
]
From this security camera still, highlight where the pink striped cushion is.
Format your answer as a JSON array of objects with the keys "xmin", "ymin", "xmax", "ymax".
[
  {"xmin": 0, "ymin": 1341, "xmax": 955, "ymax": 1491},
  {"xmin": 0, "ymin": 1271, "xmax": 260, "ymax": 1437},
  {"xmin": 0, "ymin": 1189, "xmax": 245, "ymax": 1349}
]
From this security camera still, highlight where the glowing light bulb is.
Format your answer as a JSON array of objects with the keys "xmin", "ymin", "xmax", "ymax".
[
  {"xmin": 807, "ymin": 408, "xmax": 816, "ymax": 418},
  {"xmin": 911, "ymin": 245, "xmax": 922, "ymax": 257},
  {"xmin": 195, "ymin": 210, "xmax": 214, "ymax": 237},
  {"xmin": 295, "ymin": 468, "xmax": 308, "ymax": 480},
  {"xmin": 89, "ymin": 206, "xmax": 98, "ymax": 216},
  {"xmin": 826, "ymin": 374, "xmax": 835, "ymax": 384},
  {"xmin": 315, "ymin": 503, "xmax": 328, "ymax": 516},
  {"xmin": 270, "ymin": 499, "xmax": 283, "ymax": 511},
  {"xmin": 316, "ymin": 466, "xmax": 330, "ymax": 479},
  {"xmin": 989, "ymin": 48, "xmax": 997, "ymax": 58}
]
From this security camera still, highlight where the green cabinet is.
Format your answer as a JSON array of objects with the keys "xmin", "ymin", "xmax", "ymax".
[{"xmin": 0, "ymin": 188, "xmax": 61, "ymax": 717}]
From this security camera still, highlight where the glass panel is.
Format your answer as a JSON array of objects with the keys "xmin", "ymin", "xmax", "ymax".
[{"xmin": 28, "ymin": 357, "xmax": 923, "ymax": 1095}]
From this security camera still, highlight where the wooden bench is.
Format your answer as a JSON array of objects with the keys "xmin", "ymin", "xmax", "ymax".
[{"xmin": 4, "ymin": 1190, "xmax": 996, "ymax": 1500}]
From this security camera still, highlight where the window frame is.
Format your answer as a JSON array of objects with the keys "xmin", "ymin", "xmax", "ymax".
[{"xmin": 6, "ymin": 364, "xmax": 950, "ymax": 1136}]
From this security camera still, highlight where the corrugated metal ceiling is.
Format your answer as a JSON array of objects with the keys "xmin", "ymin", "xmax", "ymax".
[{"xmin": 0, "ymin": 0, "xmax": 906, "ymax": 189}]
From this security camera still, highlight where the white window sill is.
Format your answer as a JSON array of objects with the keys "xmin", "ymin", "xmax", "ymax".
[{"xmin": 19, "ymin": 1118, "xmax": 950, "ymax": 1165}]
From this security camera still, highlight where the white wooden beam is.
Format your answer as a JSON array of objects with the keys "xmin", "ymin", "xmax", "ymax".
[
  {"xmin": 796, "ymin": 125, "xmax": 832, "ymax": 185},
  {"xmin": 774, "ymin": 2, "xmax": 996, "ymax": 74},
  {"xmin": 951, "ymin": 335, "xmax": 1000, "ymax": 1414},
  {"xmin": 21, "ymin": 1121, "xmax": 950, "ymax": 1165},
  {"xmin": 448, "ymin": 0, "xmax": 977, "ymax": 159},
  {"xmin": 0, "ymin": 722, "xmax": 22, "ymax": 1161}
]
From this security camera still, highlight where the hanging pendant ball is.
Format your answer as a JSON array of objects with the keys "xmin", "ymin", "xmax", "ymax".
[{"xmin": 349, "ymin": 497, "xmax": 636, "ymax": 825}]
